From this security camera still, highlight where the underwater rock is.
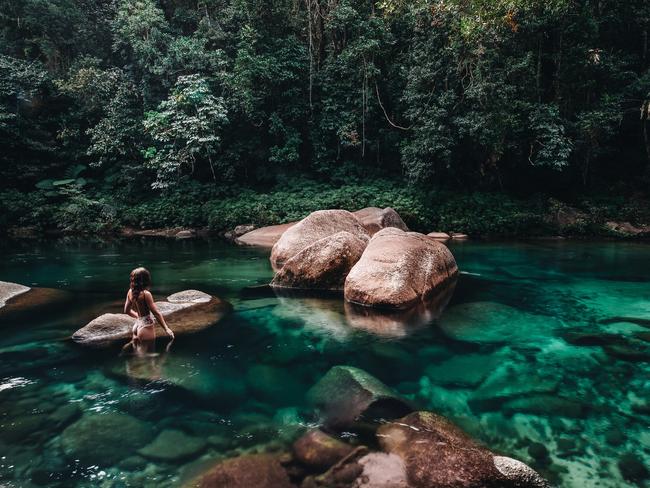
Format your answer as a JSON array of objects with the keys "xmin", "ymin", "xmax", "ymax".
[
  {"xmin": 0, "ymin": 281, "xmax": 70, "ymax": 317},
  {"xmin": 352, "ymin": 207, "xmax": 408, "ymax": 235},
  {"xmin": 425, "ymin": 353, "xmax": 498, "ymax": 388},
  {"xmin": 236, "ymin": 222, "xmax": 296, "ymax": 248},
  {"xmin": 2, "ymin": 412, "xmax": 49, "ymax": 443},
  {"xmin": 187, "ymin": 453, "xmax": 295, "ymax": 488},
  {"xmin": 50, "ymin": 404, "xmax": 81, "ymax": 429},
  {"xmin": 377, "ymin": 412, "xmax": 548, "ymax": 488},
  {"xmin": 377, "ymin": 411, "xmax": 550, "ymax": 488},
  {"xmin": 271, "ymin": 210, "xmax": 370, "ymax": 270},
  {"xmin": 344, "ymin": 228, "xmax": 458, "ymax": 310},
  {"xmin": 344, "ymin": 282, "xmax": 455, "ymax": 338},
  {"xmin": 138, "ymin": 429, "xmax": 207, "ymax": 462},
  {"xmin": 502, "ymin": 395, "xmax": 586, "ymax": 418},
  {"xmin": 60, "ymin": 412, "xmax": 153, "ymax": 465},
  {"xmin": 72, "ymin": 290, "xmax": 231, "ymax": 347},
  {"xmin": 438, "ymin": 301, "xmax": 557, "ymax": 344},
  {"xmin": 271, "ymin": 231, "xmax": 366, "ymax": 291},
  {"xmin": 292, "ymin": 429, "xmax": 355, "ymax": 471},
  {"xmin": 604, "ymin": 338, "xmax": 650, "ymax": 362},
  {"xmin": 618, "ymin": 453, "xmax": 649, "ymax": 482},
  {"xmin": 307, "ymin": 365, "xmax": 412, "ymax": 429},
  {"xmin": 468, "ymin": 364, "xmax": 559, "ymax": 413},
  {"xmin": 246, "ymin": 364, "xmax": 305, "ymax": 405}
]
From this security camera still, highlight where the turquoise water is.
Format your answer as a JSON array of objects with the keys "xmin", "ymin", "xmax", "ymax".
[{"xmin": 0, "ymin": 238, "xmax": 649, "ymax": 487}]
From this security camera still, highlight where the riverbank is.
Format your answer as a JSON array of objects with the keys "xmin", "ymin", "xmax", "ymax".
[{"xmin": 2, "ymin": 180, "xmax": 649, "ymax": 239}]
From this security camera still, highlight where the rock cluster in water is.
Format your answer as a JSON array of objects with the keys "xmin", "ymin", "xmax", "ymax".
[
  {"xmin": 71, "ymin": 289, "xmax": 231, "ymax": 347},
  {"xmin": 187, "ymin": 366, "xmax": 550, "ymax": 488},
  {"xmin": 264, "ymin": 208, "xmax": 458, "ymax": 311}
]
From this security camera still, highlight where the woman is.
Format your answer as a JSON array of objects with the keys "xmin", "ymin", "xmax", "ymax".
[{"xmin": 124, "ymin": 267, "xmax": 175, "ymax": 343}]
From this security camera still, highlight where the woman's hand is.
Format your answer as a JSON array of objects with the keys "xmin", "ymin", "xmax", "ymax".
[{"xmin": 166, "ymin": 328, "xmax": 175, "ymax": 340}]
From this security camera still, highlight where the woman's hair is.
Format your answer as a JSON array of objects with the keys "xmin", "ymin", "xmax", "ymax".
[{"xmin": 130, "ymin": 267, "xmax": 151, "ymax": 300}]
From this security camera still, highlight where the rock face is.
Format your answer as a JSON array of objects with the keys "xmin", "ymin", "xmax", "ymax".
[
  {"xmin": 271, "ymin": 210, "xmax": 370, "ymax": 270},
  {"xmin": 270, "ymin": 231, "xmax": 367, "ymax": 291},
  {"xmin": 236, "ymin": 222, "xmax": 296, "ymax": 248},
  {"xmin": 0, "ymin": 281, "xmax": 70, "ymax": 317},
  {"xmin": 345, "ymin": 228, "xmax": 458, "ymax": 309},
  {"xmin": 61, "ymin": 413, "xmax": 153, "ymax": 466},
  {"xmin": 187, "ymin": 454, "xmax": 295, "ymax": 488},
  {"xmin": 307, "ymin": 366, "xmax": 412, "ymax": 429},
  {"xmin": 72, "ymin": 290, "xmax": 231, "ymax": 347},
  {"xmin": 377, "ymin": 411, "xmax": 549, "ymax": 488},
  {"xmin": 353, "ymin": 207, "xmax": 408, "ymax": 235},
  {"xmin": 292, "ymin": 429, "xmax": 355, "ymax": 471}
]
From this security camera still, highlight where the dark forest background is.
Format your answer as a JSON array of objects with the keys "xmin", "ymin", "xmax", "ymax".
[{"xmin": 1, "ymin": 0, "xmax": 649, "ymax": 235}]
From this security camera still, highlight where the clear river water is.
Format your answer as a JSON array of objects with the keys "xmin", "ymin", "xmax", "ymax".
[{"xmin": 0, "ymin": 238, "xmax": 649, "ymax": 487}]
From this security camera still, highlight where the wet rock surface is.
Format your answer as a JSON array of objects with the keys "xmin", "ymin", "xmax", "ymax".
[
  {"xmin": 71, "ymin": 290, "xmax": 231, "ymax": 347},
  {"xmin": 187, "ymin": 453, "xmax": 296, "ymax": 488},
  {"xmin": 292, "ymin": 429, "xmax": 355, "ymax": 471},
  {"xmin": 0, "ymin": 281, "xmax": 70, "ymax": 317},
  {"xmin": 307, "ymin": 365, "xmax": 412, "ymax": 429},
  {"xmin": 344, "ymin": 227, "xmax": 458, "ymax": 309}
]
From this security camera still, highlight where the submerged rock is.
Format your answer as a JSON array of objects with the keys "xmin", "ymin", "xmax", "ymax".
[
  {"xmin": 236, "ymin": 222, "xmax": 296, "ymax": 248},
  {"xmin": 468, "ymin": 364, "xmax": 559, "ymax": 413},
  {"xmin": 352, "ymin": 207, "xmax": 408, "ymax": 235},
  {"xmin": 271, "ymin": 210, "xmax": 370, "ymax": 270},
  {"xmin": 438, "ymin": 301, "xmax": 557, "ymax": 344},
  {"xmin": 377, "ymin": 411, "xmax": 549, "ymax": 488},
  {"xmin": 61, "ymin": 412, "xmax": 153, "ymax": 465},
  {"xmin": 138, "ymin": 429, "xmax": 206, "ymax": 462},
  {"xmin": 292, "ymin": 429, "xmax": 355, "ymax": 471},
  {"xmin": 307, "ymin": 365, "xmax": 412, "ymax": 429},
  {"xmin": 344, "ymin": 228, "xmax": 458, "ymax": 310},
  {"xmin": 344, "ymin": 282, "xmax": 455, "ymax": 338},
  {"xmin": 72, "ymin": 290, "xmax": 231, "ymax": 347},
  {"xmin": 0, "ymin": 281, "xmax": 70, "ymax": 317},
  {"xmin": 186, "ymin": 453, "xmax": 295, "ymax": 488},
  {"xmin": 270, "ymin": 231, "xmax": 366, "ymax": 291}
]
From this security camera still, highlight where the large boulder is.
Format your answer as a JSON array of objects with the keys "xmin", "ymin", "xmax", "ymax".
[
  {"xmin": 307, "ymin": 366, "xmax": 412, "ymax": 429},
  {"xmin": 353, "ymin": 207, "xmax": 408, "ymax": 235},
  {"xmin": 270, "ymin": 231, "xmax": 366, "ymax": 291},
  {"xmin": 344, "ymin": 228, "xmax": 458, "ymax": 309},
  {"xmin": 236, "ymin": 222, "xmax": 296, "ymax": 248},
  {"xmin": 72, "ymin": 290, "xmax": 231, "ymax": 347},
  {"xmin": 377, "ymin": 411, "xmax": 550, "ymax": 488},
  {"xmin": 271, "ymin": 210, "xmax": 370, "ymax": 270},
  {"xmin": 138, "ymin": 429, "xmax": 206, "ymax": 462},
  {"xmin": 0, "ymin": 281, "xmax": 70, "ymax": 318},
  {"xmin": 186, "ymin": 454, "xmax": 295, "ymax": 488}
]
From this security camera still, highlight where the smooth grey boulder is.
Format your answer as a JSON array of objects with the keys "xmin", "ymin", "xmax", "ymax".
[
  {"xmin": 72, "ymin": 290, "xmax": 231, "ymax": 347},
  {"xmin": 307, "ymin": 366, "xmax": 412, "ymax": 429}
]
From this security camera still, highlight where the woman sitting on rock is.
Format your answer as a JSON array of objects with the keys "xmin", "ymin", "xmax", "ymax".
[{"xmin": 124, "ymin": 267, "xmax": 175, "ymax": 343}]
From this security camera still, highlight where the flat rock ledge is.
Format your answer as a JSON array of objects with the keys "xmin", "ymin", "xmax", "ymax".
[
  {"xmin": 72, "ymin": 290, "xmax": 231, "ymax": 347},
  {"xmin": 0, "ymin": 281, "xmax": 71, "ymax": 317}
]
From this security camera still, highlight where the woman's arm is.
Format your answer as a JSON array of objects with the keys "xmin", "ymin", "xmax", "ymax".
[
  {"xmin": 144, "ymin": 291, "xmax": 175, "ymax": 339},
  {"xmin": 124, "ymin": 291, "xmax": 139, "ymax": 319}
]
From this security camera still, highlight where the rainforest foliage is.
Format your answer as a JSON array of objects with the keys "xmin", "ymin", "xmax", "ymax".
[{"xmin": 0, "ymin": 0, "xmax": 649, "ymax": 233}]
